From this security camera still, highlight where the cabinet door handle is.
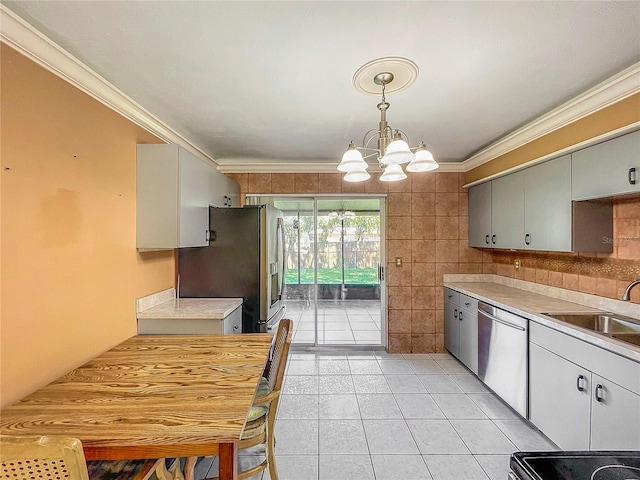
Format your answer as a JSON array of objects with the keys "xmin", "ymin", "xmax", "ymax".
[
  {"xmin": 629, "ymin": 167, "xmax": 637, "ymax": 185},
  {"xmin": 485, "ymin": 234, "xmax": 490, "ymax": 245},
  {"xmin": 464, "ymin": 301, "xmax": 470, "ymax": 307},
  {"xmin": 525, "ymin": 233, "xmax": 531, "ymax": 245},
  {"xmin": 595, "ymin": 384, "xmax": 604, "ymax": 402},
  {"xmin": 233, "ymin": 325, "xmax": 239, "ymax": 331},
  {"xmin": 491, "ymin": 234, "xmax": 496, "ymax": 245},
  {"xmin": 454, "ymin": 308, "xmax": 458, "ymax": 319},
  {"xmin": 576, "ymin": 374, "xmax": 586, "ymax": 392},
  {"xmin": 459, "ymin": 311, "xmax": 464, "ymax": 321}
]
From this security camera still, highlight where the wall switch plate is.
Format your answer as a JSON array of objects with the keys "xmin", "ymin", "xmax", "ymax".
[
  {"xmin": 395, "ymin": 257, "xmax": 403, "ymax": 267},
  {"xmin": 514, "ymin": 259, "xmax": 521, "ymax": 270}
]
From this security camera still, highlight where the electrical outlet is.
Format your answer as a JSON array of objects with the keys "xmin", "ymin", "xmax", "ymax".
[
  {"xmin": 395, "ymin": 257, "xmax": 403, "ymax": 267},
  {"xmin": 514, "ymin": 259, "xmax": 521, "ymax": 270}
]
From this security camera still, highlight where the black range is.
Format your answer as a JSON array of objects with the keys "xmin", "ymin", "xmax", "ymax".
[{"xmin": 510, "ymin": 451, "xmax": 640, "ymax": 480}]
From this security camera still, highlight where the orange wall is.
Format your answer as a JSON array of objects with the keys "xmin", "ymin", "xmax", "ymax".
[{"xmin": 0, "ymin": 45, "xmax": 175, "ymax": 407}]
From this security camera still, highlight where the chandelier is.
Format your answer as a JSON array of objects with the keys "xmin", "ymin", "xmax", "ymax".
[{"xmin": 337, "ymin": 69, "xmax": 438, "ymax": 182}]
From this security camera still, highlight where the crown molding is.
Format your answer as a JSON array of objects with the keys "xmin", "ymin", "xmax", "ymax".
[
  {"xmin": 0, "ymin": 5, "xmax": 218, "ymax": 167},
  {"xmin": 463, "ymin": 62, "xmax": 640, "ymax": 170},
  {"xmin": 216, "ymin": 159, "xmax": 465, "ymax": 174}
]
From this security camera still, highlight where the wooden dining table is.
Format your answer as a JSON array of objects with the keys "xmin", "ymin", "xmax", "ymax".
[{"xmin": 0, "ymin": 334, "xmax": 273, "ymax": 480}]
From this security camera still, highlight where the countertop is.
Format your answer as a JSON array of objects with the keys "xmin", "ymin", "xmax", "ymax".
[
  {"xmin": 445, "ymin": 281, "xmax": 640, "ymax": 362},
  {"xmin": 137, "ymin": 297, "xmax": 243, "ymax": 320}
]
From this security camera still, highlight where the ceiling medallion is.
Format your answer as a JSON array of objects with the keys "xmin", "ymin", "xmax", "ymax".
[{"xmin": 338, "ymin": 58, "xmax": 438, "ymax": 182}]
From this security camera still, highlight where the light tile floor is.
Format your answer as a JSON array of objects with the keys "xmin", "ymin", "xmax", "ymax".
[
  {"xmin": 285, "ymin": 299, "xmax": 382, "ymax": 346},
  {"xmin": 193, "ymin": 350, "xmax": 557, "ymax": 480}
]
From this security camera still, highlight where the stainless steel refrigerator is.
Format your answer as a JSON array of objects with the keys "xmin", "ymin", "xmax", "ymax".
[{"xmin": 177, "ymin": 204, "xmax": 286, "ymax": 333}]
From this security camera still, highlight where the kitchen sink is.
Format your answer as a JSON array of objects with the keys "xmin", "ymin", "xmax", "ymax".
[
  {"xmin": 608, "ymin": 333, "xmax": 640, "ymax": 347},
  {"xmin": 542, "ymin": 312, "xmax": 640, "ymax": 334},
  {"xmin": 542, "ymin": 312, "xmax": 640, "ymax": 348}
]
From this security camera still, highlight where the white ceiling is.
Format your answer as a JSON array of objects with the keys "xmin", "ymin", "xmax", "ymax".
[{"xmin": 3, "ymin": 1, "xmax": 640, "ymax": 167}]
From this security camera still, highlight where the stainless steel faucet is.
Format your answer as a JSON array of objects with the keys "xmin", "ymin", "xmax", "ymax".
[{"xmin": 622, "ymin": 279, "xmax": 640, "ymax": 301}]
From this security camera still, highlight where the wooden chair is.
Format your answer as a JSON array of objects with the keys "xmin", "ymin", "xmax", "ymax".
[
  {"xmin": 1, "ymin": 435, "xmax": 90, "ymax": 480},
  {"xmin": 202, "ymin": 318, "xmax": 293, "ymax": 480},
  {"xmin": 0, "ymin": 435, "xmax": 183, "ymax": 480}
]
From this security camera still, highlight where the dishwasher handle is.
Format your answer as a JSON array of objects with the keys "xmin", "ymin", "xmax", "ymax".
[{"xmin": 479, "ymin": 310, "xmax": 526, "ymax": 331}]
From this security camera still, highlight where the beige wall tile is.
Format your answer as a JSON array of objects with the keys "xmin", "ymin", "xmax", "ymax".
[
  {"xmin": 436, "ymin": 172, "xmax": 460, "ymax": 193},
  {"xmin": 435, "ymin": 192, "xmax": 459, "ymax": 216},
  {"xmin": 318, "ymin": 173, "xmax": 342, "ymax": 192},
  {"xmin": 411, "ymin": 334, "xmax": 436, "ymax": 353},
  {"xmin": 388, "ymin": 286, "xmax": 412, "ymax": 310},
  {"xmin": 364, "ymin": 173, "xmax": 388, "ymax": 193},
  {"xmin": 412, "ymin": 310, "xmax": 436, "ymax": 334},
  {"xmin": 388, "ymin": 309, "xmax": 412, "ymax": 334},
  {"xmin": 411, "ymin": 192, "xmax": 436, "ymax": 216},
  {"xmin": 388, "ymin": 216, "xmax": 412, "ymax": 239},
  {"xmin": 412, "ymin": 286, "xmax": 436, "ymax": 310},
  {"xmin": 341, "ymin": 179, "xmax": 365, "ymax": 193},
  {"xmin": 412, "ymin": 240, "xmax": 436, "ymax": 263},
  {"xmin": 386, "ymin": 262, "xmax": 412, "ymax": 287},
  {"xmin": 294, "ymin": 173, "xmax": 319, "ymax": 193},
  {"xmin": 412, "ymin": 262, "xmax": 436, "ymax": 286},
  {"xmin": 248, "ymin": 173, "xmax": 272, "ymax": 193},
  {"xmin": 272, "ymin": 173, "xmax": 295, "ymax": 193},
  {"xmin": 411, "ymin": 216, "xmax": 436, "ymax": 240},
  {"xmin": 388, "ymin": 178, "xmax": 412, "ymax": 192},
  {"xmin": 436, "ymin": 240, "xmax": 460, "ymax": 263},
  {"xmin": 436, "ymin": 216, "xmax": 460, "ymax": 239},
  {"xmin": 388, "ymin": 334, "xmax": 412, "ymax": 353},
  {"xmin": 411, "ymin": 172, "xmax": 436, "ymax": 192},
  {"xmin": 388, "ymin": 192, "xmax": 412, "ymax": 216},
  {"xmin": 388, "ymin": 239, "xmax": 412, "ymax": 260}
]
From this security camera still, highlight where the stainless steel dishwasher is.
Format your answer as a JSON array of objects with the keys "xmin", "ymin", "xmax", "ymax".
[{"xmin": 477, "ymin": 302, "xmax": 528, "ymax": 417}]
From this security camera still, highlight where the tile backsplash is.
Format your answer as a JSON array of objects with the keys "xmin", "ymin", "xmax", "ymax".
[{"xmin": 492, "ymin": 196, "xmax": 640, "ymax": 304}]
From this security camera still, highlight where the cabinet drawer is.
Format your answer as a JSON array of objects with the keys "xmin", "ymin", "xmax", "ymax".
[
  {"xmin": 459, "ymin": 294, "xmax": 478, "ymax": 312},
  {"xmin": 530, "ymin": 321, "xmax": 640, "ymax": 394},
  {"xmin": 444, "ymin": 287, "xmax": 459, "ymax": 305}
]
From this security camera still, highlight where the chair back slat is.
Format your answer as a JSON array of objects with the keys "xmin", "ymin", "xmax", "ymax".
[{"xmin": 264, "ymin": 319, "xmax": 293, "ymax": 394}]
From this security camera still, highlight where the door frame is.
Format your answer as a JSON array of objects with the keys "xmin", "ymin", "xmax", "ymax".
[{"xmin": 247, "ymin": 193, "xmax": 387, "ymax": 349}]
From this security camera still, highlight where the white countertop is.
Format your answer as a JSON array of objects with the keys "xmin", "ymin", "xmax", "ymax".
[
  {"xmin": 445, "ymin": 281, "xmax": 640, "ymax": 362},
  {"xmin": 137, "ymin": 297, "xmax": 243, "ymax": 320}
]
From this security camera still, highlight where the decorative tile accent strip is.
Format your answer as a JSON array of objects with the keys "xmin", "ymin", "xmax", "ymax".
[{"xmin": 492, "ymin": 251, "xmax": 640, "ymax": 281}]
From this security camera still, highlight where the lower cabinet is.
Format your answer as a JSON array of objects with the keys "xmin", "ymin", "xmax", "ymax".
[
  {"xmin": 443, "ymin": 287, "xmax": 478, "ymax": 374},
  {"xmin": 529, "ymin": 322, "xmax": 640, "ymax": 450},
  {"xmin": 529, "ymin": 343, "xmax": 591, "ymax": 450}
]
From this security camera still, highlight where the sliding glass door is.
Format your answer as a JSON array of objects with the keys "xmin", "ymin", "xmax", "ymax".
[{"xmin": 249, "ymin": 195, "xmax": 385, "ymax": 347}]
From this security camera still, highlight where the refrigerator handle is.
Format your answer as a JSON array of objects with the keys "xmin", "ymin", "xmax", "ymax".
[{"xmin": 277, "ymin": 217, "xmax": 286, "ymax": 299}]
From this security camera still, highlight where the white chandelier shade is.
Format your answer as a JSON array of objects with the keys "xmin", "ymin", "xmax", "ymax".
[
  {"xmin": 380, "ymin": 136, "xmax": 415, "ymax": 165},
  {"xmin": 344, "ymin": 169, "xmax": 371, "ymax": 182},
  {"xmin": 337, "ymin": 142, "xmax": 368, "ymax": 172},
  {"xmin": 379, "ymin": 163, "xmax": 407, "ymax": 182},
  {"xmin": 406, "ymin": 143, "xmax": 439, "ymax": 172}
]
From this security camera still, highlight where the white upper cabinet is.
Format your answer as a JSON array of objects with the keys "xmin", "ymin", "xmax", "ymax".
[
  {"xmin": 136, "ymin": 144, "xmax": 239, "ymax": 250},
  {"xmin": 468, "ymin": 154, "xmax": 612, "ymax": 253},
  {"xmin": 523, "ymin": 154, "xmax": 572, "ymax": 251},
  {"xmin": 491, "ymin": 170, "xmax": 525, "ymax": 249},
  {"xmin": 572, "ymin": 130, "xmax": 640, "ymax": 201},
  {"xmin": 468, "ymin": 182, "xmax": 492, "ymax": 248}
]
